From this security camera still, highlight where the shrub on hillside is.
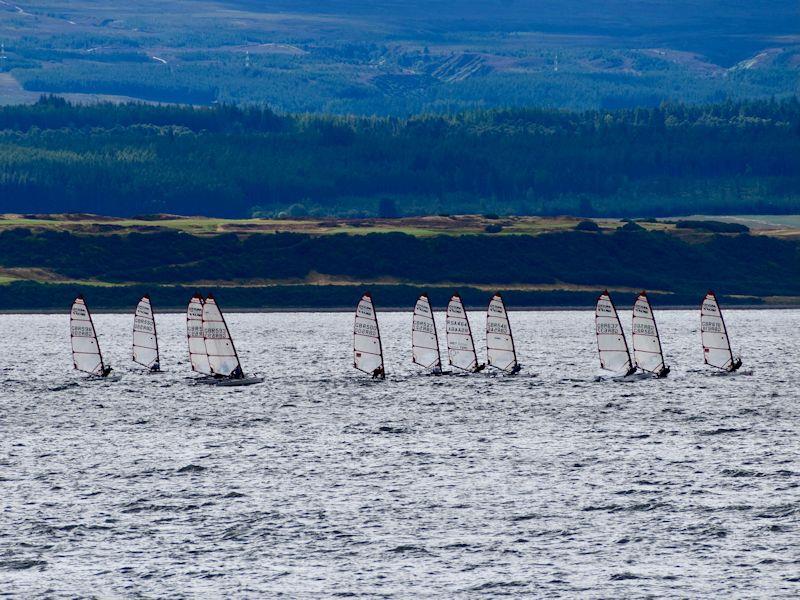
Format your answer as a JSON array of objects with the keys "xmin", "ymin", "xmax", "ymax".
[
  {"xmin": 575, "ymin": 220, "xmax": 600, "ymax": 232},
  {"xmin": 675, "ymin": 220, "xmax": 749, "ymax": 233},
  {"xmin": 620, "ymin": 221, "xmax": 645, "ymax": 232}
]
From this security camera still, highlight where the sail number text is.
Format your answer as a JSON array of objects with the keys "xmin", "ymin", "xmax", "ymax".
[
  {"xmin": 355, "ymin": 322, "xmax": 378, "ymax": 337},
  {"xmin": 596, "ymin": 323, "xmax": 621, "ymax": 334},
  {"xmin": 413, "ymin": 319, "xmax": 434, "ymax": 333},
  {"xmin": 134, "ymin": 316, "xmax": 155, "ymax": 333},
  {"xmin": 70, "ymin": 325, "xmax": 93, "ymax": 337},
  {"xmin": 487, "ymin": 322, "xmax": 509, "ymax": 334}
]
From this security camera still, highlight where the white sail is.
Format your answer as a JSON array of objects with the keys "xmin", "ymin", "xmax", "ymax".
[
  {"xmin": 132, "ymin": 295, "xmax": 160, "ymax": 370},
  {"xmin": 412, "ymin": 293, "xmax": 441, "ymax": 371},
  {"xmin": 353, "ymin": 292, "xmax": 384, "ymax": 375},
  {"xmin": 595, "ymin": 291, "xmax": 633, "ymax": 374},
  {"xmin": 632, "ymin": 292, "xmax": 665, "ymax": 374},
  {"xmin": 446, "ymin": 294, "xmax": 480, "ymax": 372},
  {"xmin": 486, "ymin": 293, "xmax": 518, "ymax": 372},
  {"xmin": 202, "ymin": 294, "xmax": 242, "ymax": 377},
  {"xmin": 187, "ymin": 294, "xmax": 212, "ymax": 375},
  {"xmin": 701, "ymin": 291, "xmax": 736, "ymax": 370},
  {"xmin": 70, "ymin": 295, "xmax": 105, "ymax": 376}
]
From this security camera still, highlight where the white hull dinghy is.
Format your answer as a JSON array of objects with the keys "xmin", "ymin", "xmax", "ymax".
[
  {"xmin": 632, "ymin": 292, "xmax": 670, "ymax": 378},
  {"xmin": 132, "ymin": 294, "xmax": 162, "ymax": 373},
  {"xmin": 446, "ymin": 293, "xmax": 485, "ymax": 373},
  {"xmin": 701, "ymin": 291, "xmax": 743, "ymax": 374},
  {"xmin": 412, "ymin": 293, "xmax": 446, "ymax": 375},
  {"xmin": 70, "ymin": 295, "xmax": 116, "ymax": 379},
  {"xmin": 354, "ymin": 292, "xmax": 385, "ymax": 379},
  {"xmin": 486, "ymin": 293, "xmax": 521, "ymax": 375},
  {"xmin": 201, "ymin": 294, "xmax": 263, "ymax": 386},
  {"xmin": 595, "ymin": 290, "xmax": 639, "ymax": 380}
]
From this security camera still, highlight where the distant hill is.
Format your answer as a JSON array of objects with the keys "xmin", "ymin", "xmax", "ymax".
[{"xmin": 1, "ymin": 0, "xmax": 798, "ymax": 113}]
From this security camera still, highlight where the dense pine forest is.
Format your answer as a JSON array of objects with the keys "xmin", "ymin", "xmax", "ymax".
[{"xmin": 1, "ymin": 96, "xmax": 799, "ymax": 218}]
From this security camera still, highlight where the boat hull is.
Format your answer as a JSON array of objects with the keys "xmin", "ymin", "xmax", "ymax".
[{"xmin": 213, "ymin": 376, "xmax": 264, "ymax": 387}]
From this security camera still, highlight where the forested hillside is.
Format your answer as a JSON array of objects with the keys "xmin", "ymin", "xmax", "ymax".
[
  {"xmin": 1, "ymin": 97, "xmax": 798, "ymax": 218},
  {"xmin": 2, "ymin": 0, "xmax": 798, "ymax": 112}
]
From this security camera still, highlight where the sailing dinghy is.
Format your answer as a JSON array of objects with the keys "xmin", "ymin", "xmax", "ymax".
[
  {"xmin": 595, "ymin": 290, "xmax": 637, "ymax": 379},
  {"xmin": 187, "ymin": 293, "xmax": 213, "ymax": 378},
  {"xmin": 486, "ymin": 293, "xmax": 521, "ymax": 374},
  {"xmin": 132, "ymin": 295, "xmax": 161, "ymax": 372},
  {"xmin": 70, "ymin": 295, "xmax": 114, "ymax": 378},
  {"xmin": 700, "ymin": 291, "xmax": 742, "ymax": 373},
  {"xmin": 201, "ymin": 294, "xmax": 263, "ymax": 385},
  {"xmin": 632, "ymin": 292, "xmax": 670, "ymax": 378},
  {"xmin": 412, "ymin": 293, "xmax": 445, "ymax": 374},
  {"xmin": 446, "ymin": 293, "xmax": 485, "ymax": 373},
  {"xmin": 354, "ymin": 292, "xmax": 385, "ymax": 379}
]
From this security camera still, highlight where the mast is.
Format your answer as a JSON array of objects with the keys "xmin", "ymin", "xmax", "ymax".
[
  {"xmin": 486, "ymin": 292, "xmax": 519, "ymax": 373},
  {"xmin": 70, "ymin": 294, "xmax": 106, "ymax": 376},
  {"xmin": 353, "ymin": 292, "xmax": 384, "ymax": 377},
  {"xmin": 202, "ymin": 293, "xmax": 243, "ymax": 377},
  {"xmin": 632, "ymin": 291, "xmax": 666, "ymax": 375},
  {"xmin": 412, "ymin": 293, "xmax": 442, "ymax": 371},
  {"xmin": 701, "ymin": 290, "xmax": 737, "ymax": 371},
  {"xmin": 595, "ymin": 290, "xmax": 634, "ymax": 375},
  {"xmin": 132, "ymin": 294, "xmax": 160, "ymax": 370}
]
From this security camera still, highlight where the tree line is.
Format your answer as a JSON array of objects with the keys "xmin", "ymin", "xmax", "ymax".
[
  {"xmin": 0, "ymin": 96, "xmax": 798, "ymax": 217},
  {"xmin": 0, "ymin": 227, "xmax": 797, "ymax": 297}
]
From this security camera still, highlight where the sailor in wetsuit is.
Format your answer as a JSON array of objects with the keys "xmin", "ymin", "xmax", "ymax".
[
  {"xmin": 730, "ymin": 357, "xmax": 742, "ymax": 372},
  {"xmin": 510, "ymin": 363, "xmax": 522, "ymax": 375},
  {"xmin": 151, "ymin": 360, "xmax": 161, "ymax": 373},
  {"xmin": 372, "ymin": 365, "xmax": 385, "ymax": 380},
  {"xmin": 230, "ymin": 365, "xmax": 244, "ymax": 379},
  {"xmin": 101, "ymin": 365, "xmax": 113, "ymax": 377},
  {"xmin": 656, "ymin": 365, "xmax": 671, "ymax": 378}
]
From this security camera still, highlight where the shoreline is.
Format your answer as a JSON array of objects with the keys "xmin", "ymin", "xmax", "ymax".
[{"xmin": 1, "ymin": 304, "xmax": 796, "ymax": 315}]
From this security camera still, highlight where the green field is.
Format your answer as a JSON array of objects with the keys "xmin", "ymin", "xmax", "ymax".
[{"xmin": 3, "ymin": 213, "xmax": 796, "ymax": 239}]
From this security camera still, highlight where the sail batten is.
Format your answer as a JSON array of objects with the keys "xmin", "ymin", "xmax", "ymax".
[
  {"xmin": 446, "ymin": 294, "xmax": 480, "ymax": 372},
  {"xmin": 187, "ymin": 294, "xmax": 212, "ymax": 375},
  {"xmin": 632, "ymin": 292, "xmax": 666, "ymax": 375},
  {"xmin": 486, "ymin": 293, "xmax": 519, "ymax": 373},
  {"xmin": 202, "ymin": 295, "xmax": 243, "ymax": 377},
  {"xmin": 701, "ymin": 291, "xmax": 738, "ymax": 371},
  {"xmin": 132, "ymin": 295, "xmax": 160, "ymax": 370},
  {"xmin": 354, "ymin": 292, "xmax": 384, "ymax": 376},
  {"xmin": 412, "ymin": 294, "xmax": 441, "ymax": 371},
  {"xmin": 70, "ymin": 295, "xmax": 105, "ymax": 376},
  {"xmin": 595, "ymin": 291, "xmax": 633, "ymax": 375}
]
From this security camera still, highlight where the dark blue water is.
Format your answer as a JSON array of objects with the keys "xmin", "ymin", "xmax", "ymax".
[{"xmin": 1, "ymin": 310, "xmax": 798, "ymax": 596}]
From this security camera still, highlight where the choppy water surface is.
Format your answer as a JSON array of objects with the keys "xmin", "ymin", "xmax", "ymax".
[{"xmin": 1, "ymin": 309, "xmax": 799, "ymax": 597}]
